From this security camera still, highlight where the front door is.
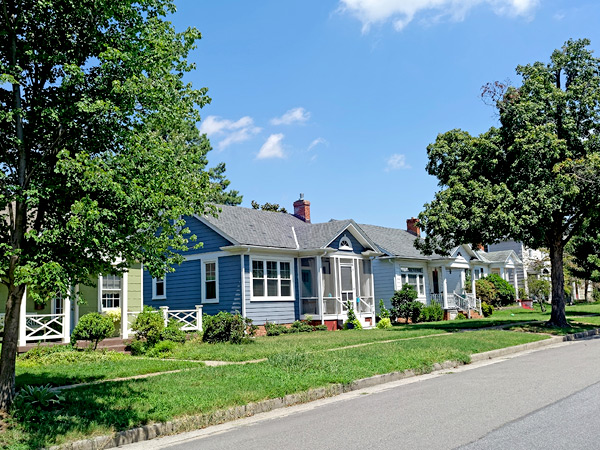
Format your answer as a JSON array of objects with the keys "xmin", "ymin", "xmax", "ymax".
[{"xmin": 340, "ymin": 264, "xmax": 355, "ymax": 311}]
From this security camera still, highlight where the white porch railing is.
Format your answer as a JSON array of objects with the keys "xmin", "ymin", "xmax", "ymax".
[
  {"xmin": 127, "ymin": 306, "xmax": 203, "ymax": 337},
  {"xmin": 323, "ymin": 296, "xmax": 346, "ymax": 315},
  {"xmin": 358, "ymin": 297, "xmax": 374, "ymax": 315},
  {"xmin": 25, "ymin": 314, "xmax": 66, "ymax": 341},
  {"xmin": 430, "ymin": 294, "xmax": 444, "ymax": 307}
]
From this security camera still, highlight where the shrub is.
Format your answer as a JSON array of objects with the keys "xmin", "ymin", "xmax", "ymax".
[
  {"xmin": 202, "ymin": 311, "xmax": 255, "ymax": 344},
  {"xmin": 377, "ymin": 317, "xmax": 392, "ymax": 329},
  {"xmin": 160, "ymin": 319, "xmax": 187, "ymax": 344},
  {"xmin": 378, "ymin": 299, "xmax": 390, "ymax": 319},
  {"xmin": 12, "ymin": 384, "xmax": 63, "ymax": 423},
  {"xmin": 129, "ymin": 339, "xmax": 147, "ymax": 356},
  {"xmin": 455, "ymin": 312, "xmax": 467, "ymax": 320},
  {"xmin": 409, "ymin": 301, "xmax": 423, "ymax": 323},
  {"xmin": 314, "ymin": 324, "xmax": 328, "ymax": 331},
  {"xmin": 486, "ymin": 273, "xmax": 516, "ymax": 306},
  {"xmin": 518, "ymin": 287, "xmax": 528, "ymax": 300},
  {"xmin": 594, "ymin": 289, "xmax": 600, "ymax": 303},
  {"xmin": 132, "ymin": 306, "xmax": 164, "ymax": 346},
  {"xmin": 290, "ymin": 320, "xmax": 315, "ymax": 333},
  {"xmin": 343, "ymin": 301, "xmax": 362, "ymax": 330},
  {"xmin": 528, "ymin": 278, "xmax": 551, "ymax": 312},
  {"xmin": 391, "ymin": 284, "xmax": 419, "ymax": 323},
  {"xmin": 70, "ymin": 313, "xmax": 114, "ymax": 350},
  {"xmin": 475, "ymin": 279, "xmax": 498, "ymax": 306},
  {"xmin": 481, "ymin": 301, "xmax": 494, "ymax": 317},
  {"xmin": 265, "ymin": 321, "xmax": 282, "ymax": 336},
  {"xmin": 420, "ymin": 303, "xmax": 444, "ymax": 322},
  {"xmin": 146, "ymin": 340, "xmax": 177, "ymax": 358},
  {"xmin": 19, "ymin": 344, "xmax": 73, "ymax": 363}
]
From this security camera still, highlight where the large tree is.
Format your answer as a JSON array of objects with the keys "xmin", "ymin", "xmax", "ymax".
[
  {"xmin": 416, "ymin": 39, "xmax": 600, "ymax": 328},
  {"xmin": 0, "ymin": 0, "xmax": 231, "ymax": 410}
]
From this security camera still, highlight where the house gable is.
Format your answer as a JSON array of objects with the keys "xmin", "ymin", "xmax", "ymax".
[
  {"xmin": 181, "ymin": 215, "xmax": 233, "ymax": 254},
  {"xmin": 328, "ymin": 229, "xmax": 367, "ymax": 254}
]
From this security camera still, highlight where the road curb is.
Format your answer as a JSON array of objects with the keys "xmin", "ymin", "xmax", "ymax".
[{"xmin": 50, "ymin": 331, "xmax": 599, "ymax": 450}]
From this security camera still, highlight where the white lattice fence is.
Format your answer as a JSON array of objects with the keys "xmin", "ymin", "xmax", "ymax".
[
  {"xmin": 24, "ymin": 314, "xmax": 65, "ymax": 341},
  {"xmin": 167, "ymin": 308, "xmax": 202, "ymax": 331}
]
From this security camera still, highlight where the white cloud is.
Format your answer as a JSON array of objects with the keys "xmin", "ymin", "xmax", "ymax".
[
  {"xmin": 385, "ymin": 153, "xmax": 411, "ymax": 171},
  {"xmin": 270, "ymin": 107, "xmax": 311, "ymax": 126},
  {"xmin": 257, "ymin": 134, "xmax": 285, "ymax": 159},
  {"xmin": 199, "ymin": 115, "xmax": 261, "ymax": 150},
  {"xmin": 339, "ymin": 0, "xmax": 539, "ymax": 32},
  {"xmin": 307, "ymin": 137, "xmax": 327, "ymax": 151}
]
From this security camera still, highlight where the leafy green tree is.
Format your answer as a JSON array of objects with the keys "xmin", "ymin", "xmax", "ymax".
[
  {"xmin": 566, "ymin": 217, "xmax": 600, "ymax": 284},
  {"xmin": 390, "ymin": 284, "xmax": 419, "ymax": 324},
  {"xmin": 0, "ymin": 0, "xmax": 227, "ymax": 410},
  {"xmin": 484, "ymin": 274, "xmax": 516, "ymax": 306},
  {"xmin": 209, "ymin": 162, "xmax": 243, "ymax": 206},
  {"xmin": 528, "ymin": 278, "xmax": 551, "ymax": 312},
  {"xmin": 251, "ymin": 200, "xmax": 288, "ymax": 213},
  {"xmin": 416, "ymin": 39, "xmax": 600, "ymax": 328}
]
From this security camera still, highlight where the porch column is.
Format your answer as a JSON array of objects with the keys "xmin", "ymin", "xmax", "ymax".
[
  {"xmin": 74, "ymin": 285, "xmax": 80, "ymax": 329},
  {"xmin": 441, "ymin": 266, "xmax": 448, "ymax": 310},
  {"xmin": 195, "ymin": 305, "xmax": 203, "ymax": 331},
  {"xmin": 121, "ymin": 272, "xmax": 129, "ymax": 339},
  {"xmin": 18, "ymin": 286, "xmax": 27, "ymax": 347},
  {"xmin": 317, "ymin": 256, "xmax": 324, "ymax": 325},
  {"xmin": 471, "ymin": 269, "xmax": 477, "ymax": 297},
  {"xmin": 460, "ymin": 270, "xmax": 466, "ymax": 294},
  {"xmin": 572, "ymin": 281, "xmax": 578, "ymax": 301},
  {"xmin": 513, "ymin": 270, "xmax": 519, "ymax": 297},
  {"xmin": 62, "ymin": 287, "xmax": 71, "ymax": 344}
]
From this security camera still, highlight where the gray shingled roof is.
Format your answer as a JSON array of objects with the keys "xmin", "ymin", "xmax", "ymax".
[
  {"xmin": 202, "ymin": 205, "xmax": 308, "ymax": 249},
  {"xmin": 476, "ymin": 250, "xmax": 516, "ymax": 263},
  {"xmin": 358, "ymin": 224, "xmax": 433, "ymax": 259}
]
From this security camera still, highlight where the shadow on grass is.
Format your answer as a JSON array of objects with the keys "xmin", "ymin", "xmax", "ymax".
[
  {"xmin": 16, "ymin": 370, "xmax": 107, "ymax": 389},
  {"xmin": 12, "ymin": 378, "xmax": 155, "ymax": 449}
]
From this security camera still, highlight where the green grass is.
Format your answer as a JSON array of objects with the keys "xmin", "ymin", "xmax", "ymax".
[
  {"xmin": 169, "ymin": 327, "xmax": 450, "ymax": 362},
  {"xmin": 16, "ymin": 352, "xmax": 201, "ymax": 388},
  {"xmin": 3, "ymin": 330, "xmax": 547, "ymax": 449}
]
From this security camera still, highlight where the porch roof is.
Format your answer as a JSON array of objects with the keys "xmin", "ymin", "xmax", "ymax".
[{"xmin": 475, "ymin": 249, "xmax": 522, "ymax": 264}]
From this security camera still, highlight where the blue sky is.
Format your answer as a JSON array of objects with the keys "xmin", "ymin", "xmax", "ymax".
[{"xmin": 169, "ymin": 0, "xmax": 600, "ymax": 228}]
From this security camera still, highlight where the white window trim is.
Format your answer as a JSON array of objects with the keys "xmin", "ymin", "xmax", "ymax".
[
  {"xmin": 152, "ymin": 276, "xmax": 167, "ymax": 300},
  {"xmin": 250, "ymin": 256, "xmax": 295, "ymax": 302},
  {"xmin": 98, "ymin": 274, "xmax": 122, "ymax": 312},
  {"xmin": 339, "ymin": 234, "xmax": 353, "ymax": 251},
  {"xmin": 202, "ymin": 259, "xmax": 219, "ymax": 304},
  {"xmin": 397, "ymin": 266, "xmax": 426, "ymax": 297}
]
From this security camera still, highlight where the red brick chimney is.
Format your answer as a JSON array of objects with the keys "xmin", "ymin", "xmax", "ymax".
[
  {"xmin": 293, "ymin": 194, "xmax": 311, "ymax": 223},
  {"xmin": 406, "ymin": 217, "xmax": 420, "ymax": 237}
]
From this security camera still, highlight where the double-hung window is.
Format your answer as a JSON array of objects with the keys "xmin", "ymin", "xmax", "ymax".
[
  {"xmin": 152, "ymin": 276, "xmax": 166, "ymax": 300},
  {"xmin": 202, "ymin": 260, "xmax": 219, "ymax": 303},
  {"xmin": 399, "ymin": 267, "xmax": 425, "ymax": 296},
  {"xmin": 252, "ymin": 259, "xmax": 292, "ymax": 300},
  {"xmin": 101, "ymin": 274, "xmax": 122, "ymax": 309}
]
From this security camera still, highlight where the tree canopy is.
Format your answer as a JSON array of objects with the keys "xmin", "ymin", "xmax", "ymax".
[
  {"xmin": 0, "ymin": 0, "xmax": 233, "ymax": 409},
  {"xmin": 416, "ymin": 39, "xmax": 600, "ymax": 328}
]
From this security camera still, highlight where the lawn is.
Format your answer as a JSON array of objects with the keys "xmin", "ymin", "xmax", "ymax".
[
  {"xmin": 15, "ymin": 349, "xmax": 201, "ymax": 389},
  {"xmin": 3, "ymin": 330, "xmax": 548, "ymax": 449}
]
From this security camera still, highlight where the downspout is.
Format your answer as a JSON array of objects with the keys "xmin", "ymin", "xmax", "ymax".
[{"xmin": 241, "ymin": 249, "xmax": 250, "ymax": 318}]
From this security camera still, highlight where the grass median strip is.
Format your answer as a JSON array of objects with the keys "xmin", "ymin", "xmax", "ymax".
[{"xmin": 3, "ymin": 330, "xmax": 548, "ymax": 449}]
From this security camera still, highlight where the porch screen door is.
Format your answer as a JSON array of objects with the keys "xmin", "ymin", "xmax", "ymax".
[{"xmin": 340, "ymin": 264, "xmax": 355, "ymax": 304}]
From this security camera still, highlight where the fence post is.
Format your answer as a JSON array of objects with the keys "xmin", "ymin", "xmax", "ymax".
[
  {"xmin": 195, "ymin": 305, "xmax": 203, "ymax": 331},
  {"xmin": 18, "ymin": 287, "xmax": 27, "ymax": 347},
  {"xmin": 160, "ymin": 306, "xmax": 169, "ymax": 327},
  {"xmin": 62, "ymin": 292, "xmax": 71, "ymax": 344}
]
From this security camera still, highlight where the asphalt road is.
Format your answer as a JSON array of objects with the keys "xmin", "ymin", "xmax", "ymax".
[{"xmin": 121, "ymin": 337, "xmax": 600, "ymax": 450}]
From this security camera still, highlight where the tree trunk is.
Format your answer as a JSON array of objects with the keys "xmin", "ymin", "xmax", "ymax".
[
  {"xmin": 548, "ymin": 241, "xmax": 568, "ymax": 327},
  {"xmin": 0, "ymin": 284, "xmax": 25, "ymax": 411}
]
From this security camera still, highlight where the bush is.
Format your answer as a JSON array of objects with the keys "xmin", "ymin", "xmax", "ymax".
[
  {"xmin": 70, "ymin": 313, "xmax": 114, "ymax": 350},
  {"xmin": 146, "ymin": 340, "xmax": 177, "ymax": 358},
  {"xmin": 377, "ymin": 317, "xmax": 392, "ymax": 329},
  {"xmin": 455, "ymin": 313, "xmax": 467, "ymax": 320},
  {"xmin": 202, "ymin": 311, "xmax": 255, "ymax": 344},
  {"xmin": 19, "ymin": 344, "xmax": 73, "ymax": 363},
  {"xmin": 475, "ymin": 279, "xmax": 498, "ymax": 306},
  {"xmin": 131, "ymin": 306, "xmax": 164, "ymax": 346},
  {"xmin": 409, "ymin": 301, "xmax": 423, "ymax": 323},
  {"xmin": 343, "ymin": 301, "xmax": 362, "ymax": 330},
  {"xmin": 160, "ymin": 319, "xmax": 186, "ymax": 344},
  {"xmin": 420, "ymin": 303, "xmax": 444, "ymax": 322},
  {"xmin": 481, "ymin": 301, "xmax": 494, "ymax": 317},
  {"xmin": 486, "ymin": 273, "xmax": 516, "ymax": 306},
  {"xmin": 129, "ymin": 339, "xmax": 147, "ymax": 356},
  {"xmin": 314, "ymin": 324, "xmax": 328, "ymax": 331},
  {"xmin": 378, "ymin": 299, "xmax": 390, "ymax": 319},
  {"xmin": 12, "ymin": 384, "xmax": 63, "ymax": 423},
  {"xmin": 391, "ymin": 284, "xmax": 419, "ymax": 323},
  {"xmin": 594, "ymin": 289, "xmax": 600, "ymax": 303},
  {"xmin": 518, "ymin": 287, "xmax": 528, "ymax": 300},
  {"xmin": 290, "ymin": 320, "xmax": 315, "ymax": 333}
]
